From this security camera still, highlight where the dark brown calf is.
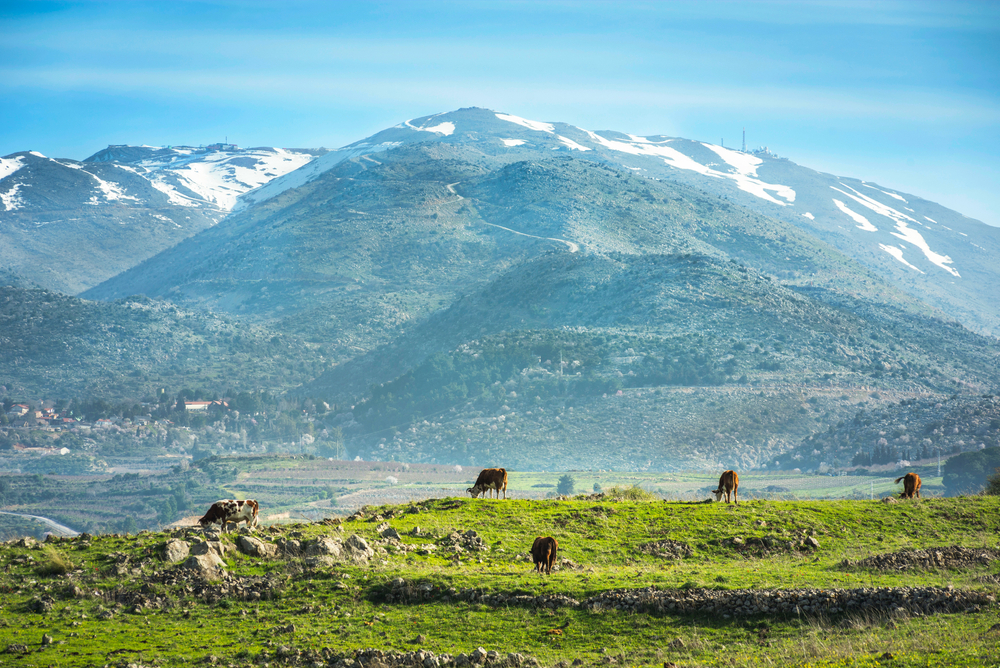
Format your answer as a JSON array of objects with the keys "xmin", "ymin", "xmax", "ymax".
[
  {"xmin": 531, "ymin": 536, "xmax": 558, "ymax": 574},
  {"xmin": 895, "ymin": 472, "xmax": 922, "ymax": 499},
  {"xmin": 467, "ymin": 467, "xmax": 508, "ymax": 499}
]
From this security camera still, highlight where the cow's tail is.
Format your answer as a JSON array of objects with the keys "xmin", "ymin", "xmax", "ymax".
[{"xmin": 894, "ymin": 476, "xmax": 905, "ymax": 484}]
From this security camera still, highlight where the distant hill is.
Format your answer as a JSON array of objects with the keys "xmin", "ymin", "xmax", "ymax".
[
  {"xmin": 0, "ymin": 145, "xmax": 322, "ymax": 294},
  {"xmin": 0, "ymin": 286, "xmax": 323, "ymax": 399}
]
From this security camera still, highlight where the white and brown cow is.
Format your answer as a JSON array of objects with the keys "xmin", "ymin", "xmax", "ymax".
[
  {"xmin": 895, "ymin": 472, "xmax": 922, "ymax": 499},
  {"xmin": 531, "ymin": 536, "xmax": 558, "ymax": 575},
  {"xmin": 712, "ymin": 470, "xmax": 739, "ymax": 504},
  {"xmin": 198, "ymin": 499, "xmax": 259, "ymax": 532},
  {"xmin": 466, "ymin": 468, "xmax": 508, "ymax": 499}
]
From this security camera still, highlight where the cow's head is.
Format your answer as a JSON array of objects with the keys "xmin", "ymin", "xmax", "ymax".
[
  {"xmin": 711, "ymin": 488, "xmax": 724, "ymax": 502},
  {"xmin": 466, "ymin": 486, "xmax": 484, "ymax": 498}
]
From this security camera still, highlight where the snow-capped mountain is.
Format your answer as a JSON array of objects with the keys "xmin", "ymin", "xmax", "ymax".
[
  {"xmin": 236, "ymin": 107, "xmax": 1000, "ymax": 336},
  {"xmin": 86, "ymin": 144, "xmax": 324, "ymax": 211},
  {"xmin": 0, "ymin": 145, "xmax": 323, "ymax": 294}
]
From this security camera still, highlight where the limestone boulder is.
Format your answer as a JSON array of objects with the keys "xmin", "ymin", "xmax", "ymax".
[
  {"xmin": 161, "ymin": 539, "xmax": 191, "ymax": 563},
  {"xmin": 237, "ymin": 536, "xmax": 279, "ymax": 559}
]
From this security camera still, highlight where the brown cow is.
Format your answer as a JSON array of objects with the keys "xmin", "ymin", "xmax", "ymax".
[
  {"xmin": 198, "ymin": 499, "xmax": 259, "ymax": 532},
  {"xmin": 467, "ymin": 468, "xmax": 508, "ymax": 499},
  {"xmin": 895, "ymin": 472, "xmax": 922, "ymax": 499},
  {"xmin": 531, "ymin": 536, "xmax": 558, "ymax": 574},
  {"xmin": 712, "ymin": 470, "xmax": 739, "ymax": 504}
]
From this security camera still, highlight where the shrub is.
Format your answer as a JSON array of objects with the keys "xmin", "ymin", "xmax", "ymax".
[
  {"xmin": 35, "ymin": 545, "xmax": 73, "ymax": 576},
  {"xmin": 601, "ymin": 485, "xmax": 658, "ymax": 502}
]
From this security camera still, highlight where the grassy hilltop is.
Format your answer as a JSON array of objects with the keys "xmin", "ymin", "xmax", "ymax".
[{"xmin": 1, "ymin": 494, "xmax": 998, "ymax": 667}]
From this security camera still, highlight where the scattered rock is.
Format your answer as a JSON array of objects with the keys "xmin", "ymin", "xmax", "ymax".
[
  {"xmin": 237, "ymin": 536, "xmax": 279, "ymax": 559},
  {"xmin": 804, "ymin": 537, "xmax": 820, "ymax": 549},
  {"xmin": 41, "ymin": 634, "xmax": 53, "ymax": 646},
  {"xmin": 4, "ymin": 644, "xmax": 28, "ymax": 655},
  {"xmin": 842, "ymin": 546, "xmax": 1000, "ymax": 572},
  {"xmin": 161, "ymin": 539, "xmax": 191, "ymax": 563},
  {"xmin": 305, "ymin": 536, "xmax": 344, "ymax": 559},
  {"xmin": 438, "ymin": 530, "xmax": 490, "ymax": 552},
  {"xmin": 180, "ymin": 553, "xmax": 226, "ymax": 578},
  {"xmin": 277, "ymin": 538, "xmax": 302, "ymax": 557},
  {"xmin": 190, "ymin": 540, "xmax": 231, "ymax": 559},
  {"xmin": 345, "ymin": 534, "xmax": 374, "ymax": 562},
  {"xmin": 28, "ymin": 597, "xmax": 54, "ymax": 614},
  {"xmin": 636, "ymin": 540, "xmax": 693, "ymax": 559},
  {"xmin": 881, "ymin": 497, "xmax": 898, "ymax": 504}
]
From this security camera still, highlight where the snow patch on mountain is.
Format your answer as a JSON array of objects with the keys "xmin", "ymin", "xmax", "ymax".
[
  {"xmin": 702, "ymin": 144, "xmax": 762, "ymax": 177},
  {"xmin": 502, "ymin": 139, "xmax": 527, "ymax": 147},
  {"xmin": 405, "ymin": 119, "xmax": 456, "ymax": 136},
  {"xmin": 234, "ymin": 142, "xmax": 397, "ymax": 212},
  {"xmin": 831, "ymin": 184, "xmax": 920, "ymax": 228},
  {"xmin": 28, "ymin": 151, "xmax": 46, "ymax": 158},
  {"xmin": 495, "ymin": 113, "xmax": 555, "ymax": 134},
  {"xmin": 802, "ymin": 212, "xmax": 815, "ymax": 220},
  {"xmin": 579, "ymin": 130, "xmax": 794, "ymax": 206},
  {"xmin": 863, "ymin": 183, "xmax": 906, "ymax": 202},
  {"xmin": 557, "ymin": 136, "xmax": 590, "ymax": 151},
  {"xmin": 879, "ymin": 244, "xmax": 924, "ymax": 273},
  {"xmin": 0, "ymin": 156, "xmax": 25, "ymax": 181},
  {"xmin": 88, "ymin": 171, "xmax": 138, "ymax": 203},
  {"xmin": 1, "ymin": 182, "xmax": 28, "ymax": 211},
  {"xmin": 890, "ymin": 221, "xmax": 960, "ymax": 277},
  {"xmin": 833, "ymin": 198, "xmax": 878, "ymax": 231},
  {"xmin": 925, "ymin": 216, "xmax": 938, "ymax": 224},
  {"xmin": 830, "ymin": 183, "xmax": 959, "ymax": 276}
]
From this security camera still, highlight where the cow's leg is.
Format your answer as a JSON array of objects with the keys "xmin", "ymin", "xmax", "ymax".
[{"xmin": 734, "ymin": 487, "xmax": 738, "ymax": 505}]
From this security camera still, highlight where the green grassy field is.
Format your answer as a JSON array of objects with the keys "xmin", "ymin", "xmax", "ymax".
[{"xmin": 1, "ymin": 493, "xmax": 998, "ymax": 667}]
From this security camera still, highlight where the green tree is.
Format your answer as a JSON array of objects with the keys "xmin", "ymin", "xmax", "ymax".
[
  {"xmin": 557, "ymin": 474, "xmax": 576, "ymax": 496},
  {"xmin": 942, "ymin": 448, "xmax": 1000, "ymax": 495},
  {"xmin": 985, "ymin": 467, "xmax": 1000, "ymax": 496}
]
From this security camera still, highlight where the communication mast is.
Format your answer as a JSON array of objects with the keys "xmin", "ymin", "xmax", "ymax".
[{"xmin": 742, "ymin": 128, "xmax": 746, "ymax": 153}]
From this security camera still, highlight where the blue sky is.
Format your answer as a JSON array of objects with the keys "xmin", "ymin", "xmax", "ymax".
[{"xmin": 2, "ymin": 0, "xmax": 999, "ymax": 225}]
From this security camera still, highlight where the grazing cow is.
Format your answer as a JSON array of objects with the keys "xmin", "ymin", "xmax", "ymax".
[
  {"xmin": 197, "ymin": 499, "xmax": 259, "ymax": 532},
  {"xmin": 467, "ymin": 468, "xmax": 508, "ymax": 499},
  {"xmin": 895, "ymin": 472, "xmax": 922, "ymax": 499},
  {"xmin": 712, "ymin": 470, "xmax": 739, "ymax": 504},
  {"xmin": 531, "ymin": 536, "xmax": 558, "ymax": 575}
]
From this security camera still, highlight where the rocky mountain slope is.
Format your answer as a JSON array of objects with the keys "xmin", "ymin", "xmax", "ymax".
[
  {"xmin": 0, "ymin": 146, "xmax": 321, "ymax": 294},
  {"xmin": 232, "ymin": 108, "xmax": 1000, "ymax": 337}
]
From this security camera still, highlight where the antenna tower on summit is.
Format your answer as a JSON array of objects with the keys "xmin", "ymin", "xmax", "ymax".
[{"xmin": 742, "ymin": 128, "xmax": 746, "ymax": 153}]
